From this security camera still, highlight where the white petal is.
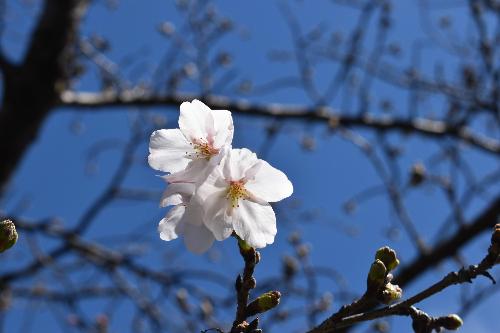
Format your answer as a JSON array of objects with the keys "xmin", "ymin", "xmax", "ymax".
[
  {"xmin": 179, "ymin": 100, "xmax": 215, "ymax": 143},
  {"xmin": 245, "ymin": 160, "xmax": 293, "ymax": 202},
  {"xmin": 195, "ymin": 164, "xmax": 227, "ymax": 201},
  {"xmin": 180, "ymin": 196, "xmax": 205, "ymax": 226},
  {"xmin": 212, "ymin": 109, "xmax": 234, "ymax": 149},
  {"xmin": 183, "ymin": 223, "xmax": 215, "ymax": 254},
  {"xmin": 203, "ymin": 190, "xmax": 234, "ymax": 241},
  {"xmin": 232, "ymin": 200, "xmax": 277, "ymax": 248},
  {"xmin": 158, "ymin": 205, "xmax": 186, "ymax": 241},
  {"xmin": 148, "ymin": 129, "xmax": 192, "ymax": 173},
  {"xmin": 222, "ymin": 148, "xmax": 259, "ymax": 181},
  {"xmin": 160, "ymin": 182, "xmax": 195, "ymax": 207},
  {"xmin": 160, "ymin": 193, "xmax": 182, "ymax": 207},
  {"xmin": 166, "ymin": 159, "xmax": 210, "ymax": 184}
]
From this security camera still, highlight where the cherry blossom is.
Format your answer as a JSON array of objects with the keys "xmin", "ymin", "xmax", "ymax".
[
  {"xmin": 157, "ymin": 181, "xmax": 215, "ymax": 253},
  {"xmin": 149, "ymin": 101, "xmax": 294, "ymax": 252},
  {"xmin": 196, "ymin": 148, "xmax": 293, "ymax": 248},
  {"xmin": 149, "ymin": 100, "xmax": 233, "ymax": 253},
  {"xmin": 148, "ymin": 99, "xmax": 233, "ymax": 183}
]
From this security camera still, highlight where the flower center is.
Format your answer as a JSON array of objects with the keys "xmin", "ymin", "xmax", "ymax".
[
  {"xmin": 226, "ymin": 180, "xmax": 249, "ymax": 208},
  {"xmin": 189, "ymin": 138, "xmax": 219, "ymax": 160}
]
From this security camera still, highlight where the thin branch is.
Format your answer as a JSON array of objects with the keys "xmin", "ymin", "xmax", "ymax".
[
  {"xmin": 231, "ymin": 237, "xmax": 259, "ymax": 333},
  {"xmin": 394, "ymin": 194, "xmax": 500, "ymax": 287},
  {"xmin": 58, "ymin": 90, "xmax": 500, "ymax": 155},
  {"xmin": 308, "ymin": 226, "xmax": 500, "ymax": 332}
]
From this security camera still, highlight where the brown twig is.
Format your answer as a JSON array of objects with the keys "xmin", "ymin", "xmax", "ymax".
[
  {"xmin": 231, "ymin": 237, "xmax": 260, "ymax": 333},
  {"xmin": 307, "ymin": 226, "xmax": 500, "ymax": 332},
  {"xmin": 58, "ymin": 90, "xmax": 500, "ymax": 156}
]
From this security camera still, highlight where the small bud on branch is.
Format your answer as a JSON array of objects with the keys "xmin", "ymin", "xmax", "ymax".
[
  {"xmin": 246, "ymin": 291, "xmax": 281, "ymax": 317},
  {"xmin": 436, "ymin": 314, "xmax": 463, "ymax": 331},
  {"xmin": 378, "ymin": 283, "xmax": 402, "ymax": 304},
  {"xmin": 0, "ymin": 220, "xmax": 18, "ymax": 253},
  {"xmin": 375, "ymin": 246, "xmax": 400, "ymax": 272},
  {"xmin": 367, "ymin": 259, "xmax": 387, "ymax": 289}
]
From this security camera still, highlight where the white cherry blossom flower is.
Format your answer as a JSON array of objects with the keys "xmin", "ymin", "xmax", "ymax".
[
  {"xmin": 148, "ymin": 99, "xmax": 233, "ymax": 183},
  {"xmin": 196, "ymin": 148, "xmax": 293, "ymax": 248},
  {"xmin": 157, "ymin": 181, "xmax": 215, "ymax": 253},
  {"xmin": 149, "ymin": 100, "xmax": 233, "ymax": 253}
]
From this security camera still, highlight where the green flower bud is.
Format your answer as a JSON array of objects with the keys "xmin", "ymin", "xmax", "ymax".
[
  {"xmin": 368, "ymin": 259, "xmax": 387, "ymax": 287},
  {"xmin": 0, "ymin": 220, "xmax": 18, "ymax": 253},
  {"xmin": 246, "ymin": 291, "xmax": 281, "ymax": 316},
  {"xmin": 379, "ymin": 283, "xmax": 402, "ymax": 304},
  {"xmin": 375, "ymin": 246, "xmax": 400, "ymax": 272},
  {"xmin": 438, "ymin": 314, "xmax": 463, "ymax": 330}
]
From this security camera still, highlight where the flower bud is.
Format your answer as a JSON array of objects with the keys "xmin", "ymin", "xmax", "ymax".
[
  {"xmin": 437, "ymin": 314, "xmax": 463, "ymax": 330},
  {"xmin": 175, "ymin": 288, "xmax": 190, "ymax": 314},
  {"xmin": 282, "ymin": 255, "xmax": 298, "ymax": 281},
  {"xmin": 379, "ymin": 283, "xmax": 402, "ymax": 304},
  {"xmin": 0, "ymin": 220, "xmax": 18, "ymax": 253},
  {"xmin": 158, "ymin": 21, "xmax": 175, "ymax": 36},
  {"xmin": 200, "ymin": 298, "xmax": 213, "ymax": 319},
  {"xmin": 372, "ymin": 320, "xmax": 390, "ymax": 333},
  {"xmin": 375, "ymin": 246, "xmax": 399, "ymax": 272},
  {"xmin": 246, "ymin": 291, "xmax": 281, "ymax": 316},
  {"xmin": 368, "ymin": 259, "xmax": 387, "ymax": 288},
  {"xmin": 297, "ymin": 243, "xmax": 310, "ymax": 258},
  {"xmin": 95, "ymin": 314, "xmax": 108, "ymax": 331},
  {"xmin": 315, "ymin": 292, "xmax": 333, "ymax": 312},
  {"xmin": 410, "ymin": 163, "xmax": 426, "ymax": 186},
  {"xmin": 287, "ymin": 232, "xmax": 301, "ymax": 245}
]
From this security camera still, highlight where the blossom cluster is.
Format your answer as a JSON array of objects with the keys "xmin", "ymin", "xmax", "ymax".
[{"xmin": 148, "ymin": 100, "xmax": 293, "ymax": 253}]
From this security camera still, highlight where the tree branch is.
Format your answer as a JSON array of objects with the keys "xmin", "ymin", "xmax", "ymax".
[
  {"xmin": 394, "ymin": 194, "xmax": 500, "ymax": 287},
  {"xmin": 58, "ymin": 90, "xmax": 500, "ymax": 156},
  {"xmin": 308, "ymin": 225, "xmax": 500, "ymax": 332},
  {"xmin": 333, "ymin": 194, "xmax": 500, "ymax": 332},
  {"xmin": 231, "ymin": 237, "xmax": 259, "ymax": 333},
  {"xmin": 0, "ymin": 0, "xmax": 88, "ymax": 192}
]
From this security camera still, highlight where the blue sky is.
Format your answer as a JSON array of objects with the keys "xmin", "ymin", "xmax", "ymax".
[{"xmin": 1, "ymin": 1, "xmax": 499, "ymax": 332}]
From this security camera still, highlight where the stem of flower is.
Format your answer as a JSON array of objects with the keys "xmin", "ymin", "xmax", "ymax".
[{"xmin": 231, "ymin": 234, "xmax": 260, "ymax": 333}]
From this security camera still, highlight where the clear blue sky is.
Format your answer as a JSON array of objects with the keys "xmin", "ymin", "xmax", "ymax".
[{"xmin": 1, "ymin": 1, "xmax": 498, "ymax": 332}]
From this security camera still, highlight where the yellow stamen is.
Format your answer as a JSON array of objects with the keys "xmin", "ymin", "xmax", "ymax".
[
  {"xmin": 226, "ymin": 180, "xmax": 249, "ymax": 208},
  {"xmin": 188, "ymin": 138, "xmax": 219, "ymax": 160}
]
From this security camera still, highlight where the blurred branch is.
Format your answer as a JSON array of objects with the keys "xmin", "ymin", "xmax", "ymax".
[
  {"xmin": 231, "ymin": 238, "xmax": 260, "ymax": 333},
  {"xmin": 336, "ymin": 193, "xmax": 500, "ymax": 332},
  {"xmin": 0, "ymin": 0, "xmax": 88, "ymax": 192},
  {"xmin": 395, "ymin": 193, "xmax": 500, "ymax": 287},
  {"xmin": 59, "ymin": 90, "xmax": 500, "ymax": 155},
  {"xmin": 308, "ymin": 226, "xmax": 500, "ymax": 332}
]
